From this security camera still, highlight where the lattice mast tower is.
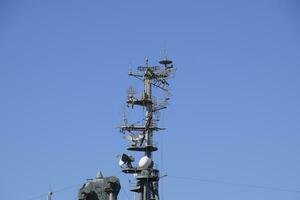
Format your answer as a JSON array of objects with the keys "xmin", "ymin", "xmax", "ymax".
[{"xmin": 118, "ymin": 58, "xmax": 175, "ymax": 200}]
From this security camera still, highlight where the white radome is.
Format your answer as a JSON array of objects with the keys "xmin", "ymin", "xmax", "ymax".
[{"xmin": 138, "ymin": 156, "xmax": 152, "ymax": 168}]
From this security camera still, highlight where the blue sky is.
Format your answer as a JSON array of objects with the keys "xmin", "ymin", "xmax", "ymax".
[{"xmin": 1, "ymin": 0, "xmax": 300, "ymax": 200}]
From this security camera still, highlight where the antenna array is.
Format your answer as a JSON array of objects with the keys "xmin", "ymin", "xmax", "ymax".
[{"xmin": 118, "ymin": 57, "xmax": 175, "ymax": 200}]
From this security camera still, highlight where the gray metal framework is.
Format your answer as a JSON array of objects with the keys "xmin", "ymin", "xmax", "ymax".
[{"xmin": 119, "ymin": 58, "xmax": 175, "ymax": 200}]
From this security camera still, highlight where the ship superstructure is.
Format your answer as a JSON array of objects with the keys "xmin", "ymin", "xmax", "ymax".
[{"xmin": 118, "ymin": 58, "xmax": 175, "ymax": 200}]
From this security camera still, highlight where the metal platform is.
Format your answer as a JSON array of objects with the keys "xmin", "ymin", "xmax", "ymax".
[
  {"xmin": 159, "ymin": 59, "xmax": 172, "ymax": 65},
  {"xmin": 127, "ymin": 145, "xmax": 158, "ymax": 152},
  {"xmin": 135, "ymin": 175, "xmax": 159, "ymax": 181},
  {"xmin": 121, "ymin": 168, "xmax": 142, "ymax": 174},
  {"xmin": 130, "ymin": 185, "xmax": 142, "ymax": 192}
]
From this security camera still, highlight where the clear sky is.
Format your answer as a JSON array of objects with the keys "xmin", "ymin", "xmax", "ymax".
[{"xmin": 1, "ymin": 0, "xmax": 300, "ymax": 200}]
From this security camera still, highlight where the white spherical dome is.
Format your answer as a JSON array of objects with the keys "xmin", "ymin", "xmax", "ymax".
[{"xmin": 138, "ymin": 156, "xmax": 152, "ymax": 169}]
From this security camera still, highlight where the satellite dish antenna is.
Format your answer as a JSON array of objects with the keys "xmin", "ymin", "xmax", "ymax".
[
  {"xmin": 118, "ymin": 154, "xmax": 135, "ymax": 168},
  {"xmin": 119, "ymin": 159, "xmax": 125, "ymax": 166}
]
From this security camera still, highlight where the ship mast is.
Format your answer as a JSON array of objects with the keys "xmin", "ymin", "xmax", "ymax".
[{"xmin": 118, "ymin": 57, "xmax": 175, "ymax": 200}]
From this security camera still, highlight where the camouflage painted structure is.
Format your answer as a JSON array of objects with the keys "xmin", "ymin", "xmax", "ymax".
[{"xmin": 78, "ymin": 173, "xmax": 120, "ymax": 200}]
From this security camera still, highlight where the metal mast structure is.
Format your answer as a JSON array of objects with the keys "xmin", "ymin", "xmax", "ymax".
[{"xmin": 118, "ymin": 57, "xmax": 175, "ymax": 200}]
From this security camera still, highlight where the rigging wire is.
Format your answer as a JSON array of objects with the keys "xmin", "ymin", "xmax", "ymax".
[
  {"xmin": 26, "ymin": 183, "xmax": 83, "ymax": 200},
  {"xmin": 121, "ymin": 187, "xmax": 131, "ymax": 200},
  {"xmin": 159, "ymin": 111, "xmax": 165, "ymax": 200},
  {"xmin": 25, "ymin": 174, "xmax": 300, "ymax": 200},
  {"xmin": 167, "ymin": 175, "xmax": 300, "ymax": 194},
  {"xmin": 113, "ymin": 170, "xmax": 131, "ymax": 200}
]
